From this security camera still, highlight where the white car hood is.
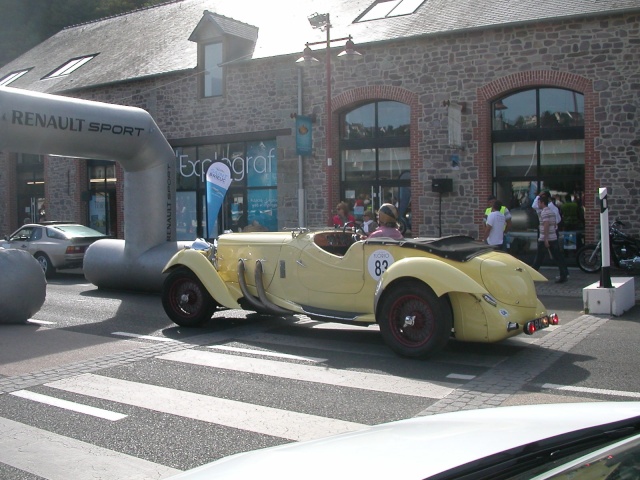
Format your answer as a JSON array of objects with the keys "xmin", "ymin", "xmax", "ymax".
[{"xmin": 168, "ymin": 402, "xmax": 640, "ymax": 480}]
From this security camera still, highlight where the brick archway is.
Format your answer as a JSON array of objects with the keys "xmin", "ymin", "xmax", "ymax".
[
  {"xmin": 331, "ymin": 86, "xmax": 421, "ymax": 226},
  {"xmin": 476, "ymin": 71, "xmax": 599, "ymax": 237}
]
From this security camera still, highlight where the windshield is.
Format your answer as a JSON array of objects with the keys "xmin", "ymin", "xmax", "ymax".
[
  {"xmin": 50, "ymin": 225, "xmax": 106, "ymax": 238},
  {"xmin": 437, "ymin": 416, "xmax": 640, "ymax": 480}
]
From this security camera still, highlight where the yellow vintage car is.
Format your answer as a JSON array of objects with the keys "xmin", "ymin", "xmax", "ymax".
[{"xmin": 161, "ymin": 230, "xmax": 557, "ymax": 358}]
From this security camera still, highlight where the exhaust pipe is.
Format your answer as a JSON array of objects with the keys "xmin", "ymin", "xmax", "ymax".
[{"xmin": 254, "ymin": 260, "xmax": 293, "ymax": 316}]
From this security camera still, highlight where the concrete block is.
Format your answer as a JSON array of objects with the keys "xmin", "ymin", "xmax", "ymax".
[{"xmin": 583, "ymin": 277, "xmax": 635, "ymax": 316}]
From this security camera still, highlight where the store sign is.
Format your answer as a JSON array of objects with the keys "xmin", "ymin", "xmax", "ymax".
[{"xmin": 178, "ymin": 142, "xmax": 276, "ymax": 185}]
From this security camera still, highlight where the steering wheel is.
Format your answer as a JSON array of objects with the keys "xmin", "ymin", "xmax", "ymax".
[
  {"xmin": 343, "ymin": 221, "xmax": 357, "ymax": 233},
  {"xmin": 352, "ymin": 228, "xmax": 365, "ymax": 242}
]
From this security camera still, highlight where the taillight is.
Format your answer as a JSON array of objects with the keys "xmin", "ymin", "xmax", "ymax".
[
  {"xmin": 548, "ymin": 313, "xmax": 559, "ymax": 325},
  {"xmin": 65, "ymin": 245, "xmax": 85, "ymax": 254},
  {"xmin": 525, "ymin": 322, "xmax": 536, "ymax": 334}
]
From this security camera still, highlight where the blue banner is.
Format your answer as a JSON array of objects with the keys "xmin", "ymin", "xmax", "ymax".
[
  {"xmin": 206, "ymin": 162, "xmax": 232, "ymax": 238},
  {"xmin": 296, "ymin": 115, "xmax": 312, "ymax": 156}
]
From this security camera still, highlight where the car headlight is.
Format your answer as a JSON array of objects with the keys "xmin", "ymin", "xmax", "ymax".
[{"xmin": 191, "ymin": 238, "xmax": 212, "ymax": 251}]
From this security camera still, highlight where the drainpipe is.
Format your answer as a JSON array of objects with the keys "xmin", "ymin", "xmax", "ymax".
[{"xmin": 297, "ymin": 68, "xmax": 306, "ymax": 227}]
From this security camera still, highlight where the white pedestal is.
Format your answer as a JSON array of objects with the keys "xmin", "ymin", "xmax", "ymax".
[{"xmin": 583, "ymin": 277, "xmax": 635, "ymax": 316}]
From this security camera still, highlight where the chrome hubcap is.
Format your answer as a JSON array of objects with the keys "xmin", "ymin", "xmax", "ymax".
[{"xmin": 403, "ymin": 315, "xmax": 415, "ymax": 328}]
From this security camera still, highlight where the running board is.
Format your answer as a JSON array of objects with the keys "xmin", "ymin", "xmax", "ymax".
[{"xmin": 300, "ymin": 305, "xmax": 364, "ymax": 322}]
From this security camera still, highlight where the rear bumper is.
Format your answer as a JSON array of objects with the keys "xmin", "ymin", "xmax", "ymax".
[{"xmin": 55, "ymin": 254, "xmax": 84, "ymax": 270}]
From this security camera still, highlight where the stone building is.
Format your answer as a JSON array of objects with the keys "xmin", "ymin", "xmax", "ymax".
[{"xmin": 0, "ymin": 0, "xmax": 638, "ymax": 258}]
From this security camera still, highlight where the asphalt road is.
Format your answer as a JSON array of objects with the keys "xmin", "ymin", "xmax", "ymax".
[{"xmin": 0, "ymin": 270, "xmax": 638, "ymax": 479}]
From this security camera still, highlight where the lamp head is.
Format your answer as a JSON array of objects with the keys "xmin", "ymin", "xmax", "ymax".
[
  {"xmin": 296, "ymin": 45, "xmax": 320, "ymax": 66},
  {"xmin": 337, "ymin": 38, "xmax": 362, "ymax": 60}
]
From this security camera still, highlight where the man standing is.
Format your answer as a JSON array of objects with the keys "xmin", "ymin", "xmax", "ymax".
[
  {"xmin": 484, "ymin": 194, "xmax": 511, "ymax": 248},
  {"xmin": 532, "ymin": 189, "xmax": 561, "ymax": 225},
  {"xmin": 483, "ymin": 200, "xmax": 507, "ymax": 248},
  {"xmin": 532, "ymin": 195, "xmax": 569, "ymax": 283}
]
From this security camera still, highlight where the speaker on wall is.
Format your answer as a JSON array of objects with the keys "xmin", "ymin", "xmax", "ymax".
[{"xmin": 432, "ymin": 178, "xmax": 453, "ymax": 193}]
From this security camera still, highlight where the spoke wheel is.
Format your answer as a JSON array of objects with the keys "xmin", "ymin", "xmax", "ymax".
[
  {"xmin": 576, "ymin": 245, "xmax": 601, "ymax": 273},
  {"xmin": 162, "ymin": 268, "xmax": 218, "ymax": 327},
  {"xmin": 378, "ymin": 281, "xmax": 451, "ymax": 358}
]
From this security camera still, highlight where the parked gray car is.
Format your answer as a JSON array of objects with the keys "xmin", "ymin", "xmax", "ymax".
[{"xmin": 2, "ymin": 222, "xmax": 107, "ymax": 277}]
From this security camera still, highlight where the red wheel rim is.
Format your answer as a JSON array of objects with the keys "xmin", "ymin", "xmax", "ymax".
[{"xmin": 388, "ymin": 294, "xmax": 435, "ymax": 347}]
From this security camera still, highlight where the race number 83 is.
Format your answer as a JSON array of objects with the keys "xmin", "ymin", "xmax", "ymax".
[{"xmin": 367, "ymin": 250, "xmax": 395, "ymax": 280}]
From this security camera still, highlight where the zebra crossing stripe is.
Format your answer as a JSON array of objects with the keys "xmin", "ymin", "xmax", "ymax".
[
  {"xmin": 27, "ymin": 319, "xmax": 56, "ymax": 325},
  {"xmin": 208, "ymin": 344, "xmax": 327, "ymax": 362},
  {"xmin": 10, "ymin": 390, "xmax": 127, "ymax": 421},
  {"xmin": 112, "ymin": 331, "xmax": 179, "ymax": 342},
  {"xmin": 46, "ymin": 373, "xmax": 366, "ymax": 442},
  {"xmin": 158, "ymin": 349, "xmax": 454, "ymax": 399},
  {"xmin": 541, "ymin": 383, "xmax": 640, "ymax": 398},
  {"xmin": 0, "ymin": 417, "xmax": 180, "ymax": 480},
  {"xmin": 242, "ymin": 332, "xmax": 393, "ymax": 357}
]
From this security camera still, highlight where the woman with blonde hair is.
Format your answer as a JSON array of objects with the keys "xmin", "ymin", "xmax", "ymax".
[{"xmin": 368, "ymin": 203, "xmax": 404, "ymax": 240}]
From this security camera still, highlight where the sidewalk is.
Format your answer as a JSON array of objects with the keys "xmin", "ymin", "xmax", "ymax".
[{"xmin": 535, "ymin": 266, "xmax": 639, "ymax": 301}]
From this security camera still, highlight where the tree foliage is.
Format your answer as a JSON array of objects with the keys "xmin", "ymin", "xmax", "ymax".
[{"xmin": 0, "ymin": 0, "xmax": 167, "ymax": 67}]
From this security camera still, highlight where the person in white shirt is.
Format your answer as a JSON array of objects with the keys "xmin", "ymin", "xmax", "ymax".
[
  {"xmin": 483, "ymin": 200, "xmax": 507, "ymax": 249},
  {"xmin": 532, "ymin": 190, "xmax": 561, "ymax": 224},
  {"xmin": 484, "ymin": 194, "xmax": 512, "ymax": 229},
  {"xmin": 361, "ymin": 210, "xmax": 378, "ymax": 235},
  {"xmin": 532, "ymin": 195, "xmax": 569, "ymax": 283},
  {"xmin": 484, "ymin": 194, "xmax": 511, "ymax": 248}
]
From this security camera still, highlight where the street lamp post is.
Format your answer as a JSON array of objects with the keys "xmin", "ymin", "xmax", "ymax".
[{"xmin": 297, "ymin": 13, "xmax": 361, "ymax": 225}]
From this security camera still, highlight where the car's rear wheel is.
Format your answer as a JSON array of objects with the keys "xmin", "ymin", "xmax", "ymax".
[
  {"xmin": 378, "ymin": 281, "xmax": 451, "ymax": 358},
  {"xmin": 162, "ymin": 268, "xmax": 218, "ymax": 327},
  {"xmin": 34, "ymin": 252, "xmax": 56, "ymax": 278}
]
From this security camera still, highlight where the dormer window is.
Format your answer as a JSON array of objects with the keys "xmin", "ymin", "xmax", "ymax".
[
  {"xmin": 357, "ymin": 0, "xmax": 425, "ymax": 22},
  {"xmin": 189, "ymin": 11, "xmax": 258, "ymax": 99},
  {"xmin": 0, "ymin": 69, "xmax": 30, "ymax": 86},
  {"xmin": 43, "ymin": 54, "xmax": 97, "ymax": 79}
]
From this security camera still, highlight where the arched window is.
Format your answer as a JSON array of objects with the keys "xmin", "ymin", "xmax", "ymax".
[
  {"xmin": 339, "ymin": 101, "xmax": 411, "ymax": 232},
  {"xmin": 492, "ymin": 88, "xmax": 585, "ymax": 233}
]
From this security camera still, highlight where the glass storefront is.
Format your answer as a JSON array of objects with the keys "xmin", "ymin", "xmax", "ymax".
[
  {"xmin": 340, "ymin": 101, "xmax": 412, "ymax": 233},
  {"xmin": 175, "ymin": 139, "xmax": 278, "ymax": 240},
  {"xmin": 88, "ymin": 160, "xmax": 117, "ymax": 235},
  {"xmin": 492, "ymin": 88, "xmax": 585, "ymax": 259},
  {"xmin": 16, "ymin": 153, "xmax": 45, "ymax": 224}
]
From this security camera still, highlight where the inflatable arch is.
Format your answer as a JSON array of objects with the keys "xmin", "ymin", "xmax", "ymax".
[{"xmin": 0, "ymin": 86, "xmax": 186, "ymax": 291}]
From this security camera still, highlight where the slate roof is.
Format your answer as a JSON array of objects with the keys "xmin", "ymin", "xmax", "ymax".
[
  {"xmin": 192, "ymin": 10, "xmax": 259, "ymax": 42},
  {"xmin": 1, "ymin": 0, "xmax": 638, "ymax": 94}
]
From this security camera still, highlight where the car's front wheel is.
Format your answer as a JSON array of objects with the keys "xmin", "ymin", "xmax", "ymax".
[
  {"xmin": 162, "ymin": 268, "xmax": 218, "ymax": 327},
  {"xmin": 377, "ymin": 281, "xmax": 452, "ymax": 358},
  {"xmin": 34, "ymin": 252, "xmax": 56, "ymax": 278}
]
